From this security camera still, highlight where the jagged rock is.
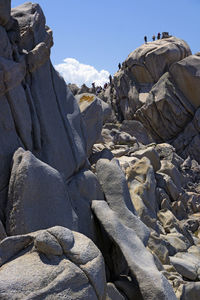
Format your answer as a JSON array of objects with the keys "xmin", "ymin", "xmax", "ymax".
[
  {"xmin": 113, "ymin": 68, "xmax": 141, "ymax": 119},
  {"xmin": 170, "ymin": 252, "xmax": 200, "ymax": 280},
  {"xmin": 170, "ymin": 54, "xmax": 200, "ymax": 109},
  {"xmin": 125, "ymin": 37, "xmax": 191, "ymax": 83},
  {"xmin": 0, "ymin": 226, "xmax": 106, "ymax": 300},
  {"xmin": 135, "ymin": 72, "xmax": 194, "ymax": 142},
  {"xmin": 96, "ymin": 158, "xmax": 150, "ymax": 245},
  {"xmin": 106, "ymin": 283, "xmax": 126, "ymax": 300},
  {"xmin": 67, "ymin": 83, "xmax": 79, "ymax": 95},
  {"xmin": 180, "ymin": 282, "xmax": 200, "ymax": 300},
  {"xmin": 131, "ymin": 145, "xmax": 161, "ymax": 172},
  {"xmin": 67, "ymin": 169, "xmax": 104, "ymax": 240},
  {"xmin": 6, "ymin": 148, "xmax": 77, "ymax": 235},
  {"xmin": 92, "ymin": 200, "xmax": 177, "ymax": 300},
  {"xmin": 148, "ymin": 231, "xmax": 170, "ymax": 264},
  {"xmin": 76, "ymin": 93, "xmax": 111, "ymax": 154},
  {"xmin": 126, "ymin": 157, "xmax": 159, "ymax": 231},
  {"xmin": 11, "ymin": 2, "xmax": 87, "ymax": 180},
  {"xmin": 120, "ymin": 120, "xmax": 153, "ymax": 145}
]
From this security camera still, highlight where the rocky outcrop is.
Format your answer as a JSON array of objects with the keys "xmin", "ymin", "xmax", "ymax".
[
  {"xmin": 0, "ymin": 226, "xmax": 106, "ymax": 300},
  {"xmin": 0, "ymin": 1, "xmax": 200, "ymax": 300}
]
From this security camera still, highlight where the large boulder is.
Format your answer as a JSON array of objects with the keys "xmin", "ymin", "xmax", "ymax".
[
  {"xmin": 6, "ymin": 148, "xmax": 77, "ymax": 236},
  {"xmin": 170, "ymin": 54, "xmax": 200, "ymax": 109},
  {"xmin": 135, "ymin": 72, "xmax": 194, "ymax": 142},
  {"xmin": 92, "ymin": 200, "xmax": 177, "ymax": 300},
  {"xmin": 76, "ymin": 93, "xmax": 111, "ymax": 154},
  {"xmin": 67, "ymin": 169, "xmax": 104, "ymax": 240},
  {"xmin": 0, "ymin": 226, "xmax": 107, "ymax": 300},
  {"xmin": 96, "ymin": 158, "xmax": 150, "ymax": 245},
  {"xmin": 125, "ymin": 37, "xmax": 191, "ymax": 83},
  {"xmin": 10, "ymin": 2, "xmax": 87, "ymax": 180}
]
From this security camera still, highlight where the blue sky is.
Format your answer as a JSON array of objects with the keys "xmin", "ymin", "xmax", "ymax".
[{"xmin": 12, "ymin": 0, "xmax": 200, "ymax": 86}]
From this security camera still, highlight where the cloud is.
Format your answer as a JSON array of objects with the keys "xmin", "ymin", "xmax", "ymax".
[{"xmin": 55, "ymin": 58, "xmax": 110, "ymax": 87}]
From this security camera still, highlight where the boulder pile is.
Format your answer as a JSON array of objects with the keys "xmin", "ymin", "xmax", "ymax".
[{"xmin": 0, "ymin": 1, "xmax": 200, "ymax": 300}]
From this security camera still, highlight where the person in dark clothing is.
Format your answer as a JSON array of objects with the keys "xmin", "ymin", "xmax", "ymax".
[
  {"xmin": 157, "ymin": 32, "xmax": 161, "ymax": 40},
  {"xmin": 118, "ymin": 63, "xmax": 121, "ymax": 70},
  {"xmin": 109, "ymin": 74, "xmax": 112, "ymax": 85},
  {"xmin": 144, "ymin": 36, "xmax": 147, "ymax": 43},
  {"xmin": 152, "ymin": 35, "xmax": 155, "ymax": 41}
]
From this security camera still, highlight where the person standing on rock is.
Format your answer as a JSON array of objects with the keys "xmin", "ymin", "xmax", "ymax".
[
  {"xmin": 118, "ymin": 63, "xmax": 121, "ymax": 70},
  {"xmin": 144, "ymin": 36, "xmax": 147, "ymax": 43},
  {"xmin": 152, "ymin": 35, "xmax": 155, "ymax": 41},
  {"xmin": 157, "ymin": 32, "xmax": 161, "ymax": 39},
  {"xmin": 109, "ymin": 74, "xmax": 112, "ymax": 85}
]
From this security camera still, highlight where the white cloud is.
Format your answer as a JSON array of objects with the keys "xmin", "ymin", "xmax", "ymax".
[{"xmin": 55, "ymin": 58, "xmax": 110, "ymax": 87}]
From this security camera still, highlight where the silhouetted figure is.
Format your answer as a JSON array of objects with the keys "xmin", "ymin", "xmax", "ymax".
[
  {"xmin": 144, "ymin": 36, "xmax": 147, "ymax": 43},
  {"xmin": 118, "ymin": 63, "xmax": 121, "ymax": 70},
  {"xmin": 109, "ymin": 74, "xmax": 112, "ymax": 85},
  {"xmin": 152, "ymin": 35, "xmax": 155, "ymax": 41},
  {"xmin": 91, "ymin": 82, "xmax": 95, "ymax": 93},
  {"xmin": 157, "ymin": 32, "xmax": 161, "ymax": 40},
  {"xmin": 104, "ymin": 83, "xmax": 108, "ymax": 90}
]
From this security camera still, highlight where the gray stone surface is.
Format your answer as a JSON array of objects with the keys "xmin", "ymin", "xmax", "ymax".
[
  {"xmin": 0, "ymin": 226, "xmax": 106, "ymax": 300},
  {"xmin": 67, "ymin": 169, "xmax": 104, "ymax": 240},
  {"xmin": 6, "ymin": 148, "xmax": 77, "ymax": 235},
  {"xmin": 96, "ymin": 158, "xmax": 150, "ymax": 245},
  {"xmin": 126, "ymin": 157, "xmax": 159, "ymax": 231},
  {"xmin": 92, "ymin": 200, "xmax": 177, "ymax": 300},
  {"xmin": 180, "ymin": 282, "xmax": 200, "ymax": 300},
  {"xmin": 170, "ymin": 256, "xmax": 197, "ymax": 280},
  {"xmin": 135, "ymin": 72, "xmax": 194, "ymax": 142},
  {"xmin": 170, "ymin": 54, "xmax": 200, "ymax": 109},
  {"xmin": 106, "ymin": 283, "xmax": 125, "ymax": 300},
  {"xmin": 125, "ymin": 36, "xmax": 191, "ymax": 83},
  {"xmin": 76, "ymin": 93, "xmax": 111, "ymax": 154},
  {"xmin": 11, "ymin": 2, "xmax": 87, "ymax": 180}
]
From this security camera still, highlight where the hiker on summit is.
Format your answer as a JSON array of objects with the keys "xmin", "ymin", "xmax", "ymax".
[
  {"xmin": 144, "ymin": 36, "xmax": 147, "ymax": 43},
  {"xmin": 152, "ymin": 35, "xmax": 155, "ymax": 41},
  {"xmin": 118, "ymin": 63, "xmax": 121, "ymax": 70},
  {"xmin": 157, "ymin": 32, "xmax": 161, "ymax": 39}
]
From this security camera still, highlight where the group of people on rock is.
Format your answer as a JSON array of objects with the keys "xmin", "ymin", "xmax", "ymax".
[{"xmin": 144, "ymin": 32, "xmax": 170, "ymax": 43}]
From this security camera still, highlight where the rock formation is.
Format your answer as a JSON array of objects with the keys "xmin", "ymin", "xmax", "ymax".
[{"xmin": 0, "ymin": 1, "xmax": 200, "ymax": 300}]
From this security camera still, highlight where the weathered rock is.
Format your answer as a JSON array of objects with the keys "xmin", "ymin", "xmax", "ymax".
[
  {"xmin": 120, "ymin": 120, "xmax": 153, "ymax": 145},
  {"xmin": 125, "ymin": 37, "xmax": 191, "ymax": 83},
  {"xmin": 132, "ymin": 146, "xmax": 161, "ymax": 172},
  {"xmin": 126, "ymin": 157, "xmax": 159, "ymax": 231},
  {"xmin": 67, "ymin": 169, "xmax": 104, "ymax": 240},
  {"xmin": 92, "ymin": 200, "xmax": 177, "ymax": 300},
  {"xmin": 180, "ymin": 282, "xmax": 200, "ymax": 300},
  {"xmin": 170, "ymin": 256, "xmax": 197, "ymax": 280},
  {"xmin": 76, "ymin": 93, "xmax": 111, "ymax": 154},
  {"xmin": 135, "ymin": 72, "xmax": 194, "ymax": 142},
  {"xmin": 170, "ymin": 54, "xmax": 200, "ymax": 109},
  {"xmin": 96, "ymin": 158, "xmax": 150, "ymax": 245},
  {"xmin": 6, "ymin": 148, "xmax": 77, "ymax": 235},
  {"xmin": 0, "ymin": 226, "xmax": 107, "ymax": 300},
  {"xmin": 106, "ymin": 283, "xmax": 126, "ymax": 300},
  {"xmin": 113, "ymin": 68, "xmax": 141, "ymax": 119},
  {"xmin": 11, "ymin": 2, "xmax": 87, "ymax": 180}
]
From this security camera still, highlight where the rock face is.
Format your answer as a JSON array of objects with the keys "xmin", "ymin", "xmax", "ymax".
[
  {"xmin": 0, "ymin": 1, "xmax": 200, "ymax": 300},
  {"xmin": 0, "ymin": 226, "xmax": 107, "ymax": 300},
  {"xmin": 6, "ymin": 148, "xmax": 77, "ymax": 236}
]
